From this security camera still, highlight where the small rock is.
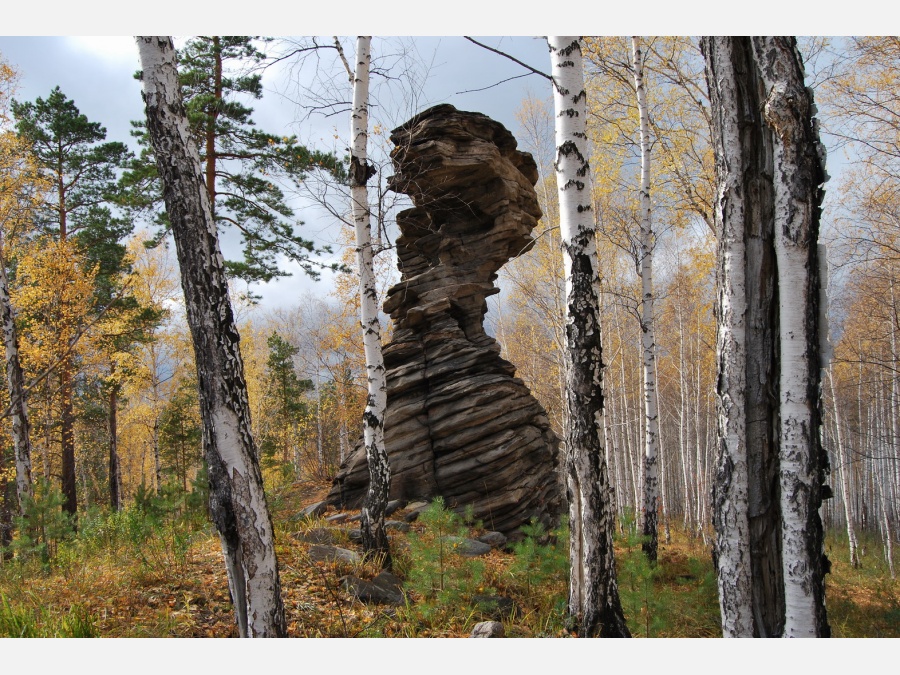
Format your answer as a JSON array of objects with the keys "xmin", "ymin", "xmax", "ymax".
[
  {"xmin": 325, "ymin": 513, "xmax": 349, "ymax": 524},
  {"xmin": 292, "ymin": 528, "xmax": 334, "ymax": 545},
  {"xmin": 447, "ymin": 536, "xmax": 492, "ymax": 557},
  {"xmin": 476, "ymin": 531, "xmax": 507, "ymax": 548},
  {"xmin": 298, "ymin": 501, "xmax": 327, "ymax": 519},
  {"xmin": 385, "ymin": 520, "xmax": 410, "ymax": 533},
  {"xmin": 403, "ymin": 502, "xmax": 430, "ymax": 523},
  {"xmin": 385, "ymin": 500, "xmax": 404, "ymax": 517},
  {"xmin": 348, "ymin": 529, "xmax": 362, "ymax": 543},
  {"xmin": 307, "ymin": 544, "xmax": 360, "ymax": 564},
  {"xmin": 471, "ymin": 621, "xmax": 504, "ymax": 638},
  {"xmin": 342, "ymin": 571, "xmax": 405, "ymax": 605}
]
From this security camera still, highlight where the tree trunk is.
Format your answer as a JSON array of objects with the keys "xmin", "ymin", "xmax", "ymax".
[
  {"xmin": 827, "ymin": 369, "xmax": 859, "ymax": 567},
  {"xmin": 549, "ymin": 36, "xmax": 630, "ymax": 638},
  {"xmin": 0, "ymin": 245, "xmax": 34, "ymax": 513},
  {"xmin": 136, "ymin": 36, "xmax": 286, "ymax": 638},
  {"xmin": 704, "ymin": 35, "xmax": 756, "ymax": 636},
  {"xmin": 60, "ymin": 359, "xmax": 77, "ymax": 516},
  {"xmin": 631, "ymin": 36, "xmax": 661, "ymax": 564},
  {"xmin": 109, "ymin": 380, "xmax": 121, "ymax": 511},
  {"xmin": 751, "ymin": 36, "xmax": 830, "ymax": 638},
  {"xmin": 347, "ymin": 35, "xmax": 390, "ymax": 567},
  {"xmin": 704, "ymin": 35, "xmax": 831, "ymax": 638}
]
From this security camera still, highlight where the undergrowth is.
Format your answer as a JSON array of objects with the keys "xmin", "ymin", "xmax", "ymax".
[{"xmin": 0, "ymin": 480, "xmax": 895, "ymax": 637}]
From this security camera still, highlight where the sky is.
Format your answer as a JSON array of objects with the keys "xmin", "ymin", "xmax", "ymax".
[
  {"xmin": 0, "ymin": 34, "xmax": 562, "ymax": 309},
  {"xmin": 0, "ymin": 2, "xmax": 883, "ymax": 312}
]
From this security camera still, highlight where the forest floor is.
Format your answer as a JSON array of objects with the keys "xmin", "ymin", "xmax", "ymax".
[{"xmin": 0, "ymin": 478, "xmax": 897, "ymax": 638}]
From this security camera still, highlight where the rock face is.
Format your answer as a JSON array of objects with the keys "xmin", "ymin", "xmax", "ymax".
[{"xmin": 326, "ymin": 104, "xmax": 562, "ymax": 535}]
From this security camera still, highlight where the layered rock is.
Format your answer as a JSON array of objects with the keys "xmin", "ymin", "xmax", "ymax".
[{"xmin": 326, "ymin": 104, "xmax": 562, "ymax": 535}]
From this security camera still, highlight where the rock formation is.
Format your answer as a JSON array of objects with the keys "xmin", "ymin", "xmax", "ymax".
[{"xmin": 326, "ymin": 104, "xmax": 562, "ymax": 535}]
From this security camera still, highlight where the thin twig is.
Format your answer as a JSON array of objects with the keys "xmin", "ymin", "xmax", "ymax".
[{"xmin": 463, "ymin": 37, "xmax": 551, "ymax": 81}]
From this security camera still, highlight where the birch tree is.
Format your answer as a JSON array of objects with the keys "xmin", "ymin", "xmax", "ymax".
[
  {"xmin": 0, "ymin": 63, "xmax": 39, "ymax": 511},
  {"xmin": 549, "ymin": 36, "xmax": 630, "ymax": 638},
  {"xmin": 136, "ymin": 36, "xmax": 286, "ymax": 638},
  {"xmin": 341, "ymin": 36, "xmax": 390, "ymax": 566},
  {"xmin": 703, "ymin": 35, "xmax": 830, "ymax": 638},
  {"xmin": 631, "ymin": 36, "xmax": 662, "ymax": 564}
]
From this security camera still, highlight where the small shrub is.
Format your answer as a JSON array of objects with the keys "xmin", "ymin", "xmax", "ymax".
[{"xmin": 399, "ymin": 498, "xmax": 489, "ymax": 626}]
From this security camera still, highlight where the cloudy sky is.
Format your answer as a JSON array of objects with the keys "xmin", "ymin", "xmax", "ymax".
[
  {"xmin": 0, "ymin": 34, "xmax": 565, "ymax": 307},
  {"xmin": 0, "ymin": 4, "xmax": 869, "ymax": 309}
]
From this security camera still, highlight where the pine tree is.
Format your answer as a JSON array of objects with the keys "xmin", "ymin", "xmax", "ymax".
[
  {"xmin": 126, "ymin": 36, "xmax": 347, "ymax": 285},
  {"xmin": 11, "ymin": 87, "xmax": 132, "ymax": 516},
  {"xmin": 264, "ymin": 331, "xmax": 312, "ymax": 466}
]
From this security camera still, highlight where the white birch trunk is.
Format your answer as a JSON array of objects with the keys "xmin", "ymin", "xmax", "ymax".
[
  {"xmin": 704, "ymin": 36, "xmax": 754, "ymax": 637},
  {"xmin": 631, "ymin": 36, "xmax": 662, "ymax": 563},
  {"xmin": 549, "ymin": 36, "xmax": 629, "ymax": 638},
  {"xmin": 136, "ymin": 36, "xmax": 286, "ymax": 638},
  {"xmin": 0, "ymin": 243, "xmax": 34, "ymax": 513},
  {"xmin": 347, "ymin": 36, "xmax": 390, "ymax": 565},
  {"xmin": 752, "ymin": 36, "xmax": 829, "ymax": 638},
  {"xmin": 827, "ymin": 369, "xmax": 859, "ymax": 567}
]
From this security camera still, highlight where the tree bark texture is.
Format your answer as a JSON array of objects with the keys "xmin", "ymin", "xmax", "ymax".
[
  {"xmin": 703, "ymin": 35, "xmax": 830, "ymax": 638},
  {"xmin": 0, "ymin": 247, "xmax": 34, "ymax": 514},
  {"xmin": 109, "ymin": 381, "xmax": 121, "ymax": 511},
  {"xmin": 632, "ymin": 36, "xmax": 661, "ymax": 564},
  {"xmin": 550, "ymin": 36, "xmax": 630, "ymax": 638},
  {"xmin": 348, "ymin": 36, "xmax": 391, "ymax": 567},
  {"xmin": 136, "ymin": 36, "xmax": 286, "ymax": 638},
  {"xmin": 751, "ymin": 36, "xmax": 830, "ymax": 638}
]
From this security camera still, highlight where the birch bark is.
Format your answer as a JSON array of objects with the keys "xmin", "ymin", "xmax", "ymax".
[
  {"xmin": 346, "ymin": 36, "xmax": 390, "ymax": 566},
  {"xmin": 704, "ymin": 35, "xmax": 830, "ymax": 638},
  {"xmin": 631, "ymin": 36, "xmax": 661, "ymax": 564},
  {"xmin": 703, "ymin": 36, "xmax": 754, "ymax": 637},
  {"xmin": 136, "ymin": 36, "xmax": 286, "ymax": 638},
  {"xmin": 751, "ymin": 36, "xmax": 830, "ymax": 638},
  {"xmin": 827, "ymin": 369, "xmax": 858, "ymax": 567},
  {"xmin": 549, "ymin": 36, "xmax": 629, "ymax": 638},
  {"xmin": 0, "ymin": 241, "xmax": 34, "ymax": 513}
]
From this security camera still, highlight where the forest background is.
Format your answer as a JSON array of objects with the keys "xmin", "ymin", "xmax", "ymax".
[{"xmin": 1, "ymin": 0, "xmax": 895, "ymax": 671}]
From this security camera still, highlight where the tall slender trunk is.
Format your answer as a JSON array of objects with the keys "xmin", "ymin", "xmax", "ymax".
[
  {"xmin": 109, "ymin": 379, "xmax": 121, "ymax": 511},
  {"xmin": 60, "ymin": 361, "xmax": 77, "ymax": 516},
  {"xmin": 205, "ymin": 36, "xmax": 221, "ymax": 207},
  {"xmin": 827, "ymin": 369, "xmax": 859, "ymax": 567},
  {"xmin": 315, "ymin": 369, "xmax": 324, "ymax": 466},
  {"xmin": 549, "ymin": 36, "xmax": 629, "ymax": 638},
  {"xmin": 632, "ymin": 36, "xmax": 661, "ymax": 564},
  {"xmin": 346, "ymin": 36, "xmax": 390, "ymax": 567},
  {"xmin": 136, "ymin": 36, "xmax": 286, "ymax": 638},
  {"xmin": 0, "ymin": 244, "xmax": 34, "ymax": 513},
  {"xmin": 57, "ymin": 174, "xmax": 77, "ymax": 517}
]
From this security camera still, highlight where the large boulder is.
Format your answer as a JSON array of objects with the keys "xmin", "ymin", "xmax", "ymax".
[{"xmin": 327, "ymin": 105, "xmax": 562, "ymax": 535}]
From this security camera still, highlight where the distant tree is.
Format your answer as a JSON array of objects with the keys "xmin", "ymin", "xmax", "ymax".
[
  {"xmin": 0, "ymin": 58, "xmax": 47, "ymax": 514},
  {"xmin": 158, "ymin": 377, "xmax": 202, "ymax": 492},
  {"xmin": 11, "ymin": 87, "xmax": 131, "ymax": 516},
  {"xmin": 136, "ymin": 35, "xmax": 286, "ymax": 638},
  {"xmin": 264, "ymin": 331, "xmax": 312, "ymax": 467}
]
